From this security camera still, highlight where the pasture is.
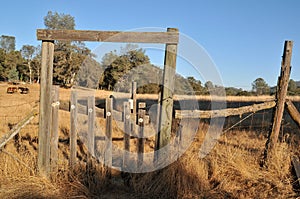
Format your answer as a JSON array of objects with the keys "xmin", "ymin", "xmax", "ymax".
[{"xmin": 0, "ymin": 83, "xmax": 299, "ymax": 198}]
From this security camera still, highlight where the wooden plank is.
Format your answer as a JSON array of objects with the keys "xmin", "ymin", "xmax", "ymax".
[
  {"xmin": 58, "ymin": 100, "xmax": 125, "ymax": 120},
  {"xmin": 264, "ymin": 40, "xmax": 293, "ymax": 165},
  {"xmin": 37, "ymin": 29, "xmax": 179, "ymax": 44},
  {"xmin": 131, "ymin": 82, "xmax": 137, "ymax": 136},
  {"xmin": 154, "ymin": 91, "xmax": 162, "ymax": 163},
  {"xmin": 137, "ymin": 107, "xmax": 146, "ymax": 170},
  {"xmin": 286, "ymin": 99, "xmax": 300, "ymax": 128},
  {"xmin": 105, "ymin": 98, "xmax": 113, "ymax": 176},
  {"xmin": 0, "ymin": 109, "xmax": 38, "ymax": 149},
  {"xmin": 50, "ymin": 85, "xmax": 59, "ymax": 174},
  {"xmin": 123, "ymin": 102, "xmax": 131, "ymax": 170},
  {"xmin": 157, "ymin": 28, "xmax": 178, "ymax": 152},
  {"xmin": 87, "ymin": 96, "xmax": 95, "ymax": 157},
  {"xmin": 69, "ymin": 90, "xmax": 78, "ymax": 167},
  {"xmin": 38, "ymin": 40, "xmax": 54, "ymax": 177},
  {"xmin": 175, "ymin": 101, "xmax": 276, "ymax": 119}
]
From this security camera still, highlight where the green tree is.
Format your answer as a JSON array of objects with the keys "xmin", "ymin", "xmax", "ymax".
[
  {"xmin": 187, "ymin": 76, "xmax": 203, "ymax": 94},
  {"xmin": 0, "ymin": 35, "xmax": 15, "ymax": 52},
  {"xmin": 44, "ymin": 11, "xmax": 75, "ymax": 30},
  {"xmin": 43, "ymin": 11, "xmax": 92, "ymax": 86},
  {"xmin": 21, "ymin": 45, "xmax": 37, "ymax": 83},
  {"xmin": 288, "ymin": 79, "xmax": 297, "ymax": 95},
  {"xmin": 8, "ymin": 67, "xmax": 19, "ymax": 81},
  {"xmin": 100, "ymin": 47, "xmax": 150, "ymax": 90},
  {"xmin": 252, "ymin": 77, "xmax": 270, "ymax": 95}
]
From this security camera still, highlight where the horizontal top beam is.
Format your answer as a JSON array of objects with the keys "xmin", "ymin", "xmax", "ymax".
[{"xmin": 36, "ymin": 29, "xmax": 179, "ymax": 44}]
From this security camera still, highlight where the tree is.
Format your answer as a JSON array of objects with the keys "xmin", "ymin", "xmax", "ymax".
[
  {"xmin": 288, "ymin": 79, "xmax": 297, "ymax": 95},
  {"xmin": 0, "ymin": 35, "xmax": 15, "ymax": 52},
  {"xmin": 43, "ymin": 11, "xmax": 92, "ymax": 86},
  {"xmin": 21, "ymin": 45, "xmax": 36, "ymax": 83},
  {"xmin": 187, "ymin": 76, "xmax": 203, "ymax": 94},
  {"xmin": 44, "ymin": 11, "xmax": 75, "ymax": 30},
  {"xmin": 7, "ymin": 67, "xmax": 19, "ymax": 81},
  {"xmin": 252, "ymin": 77, "xmax": 270, "ymax": 95},
  {"xmin": 100, "ymin": 47, "xmax": 150, "ymax": 91}
]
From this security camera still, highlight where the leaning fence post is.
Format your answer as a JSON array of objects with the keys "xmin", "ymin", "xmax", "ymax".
[
  {"xmin": 50, "ymin": 85, "xmax": 59, "ymax": 174},
  {"xmin": 70, "ymin": 90, "xmax": 78, "ymax": 167},
  {"xmin": 263, "ymin": 40, "xmax": 293, "ymax": 165}
]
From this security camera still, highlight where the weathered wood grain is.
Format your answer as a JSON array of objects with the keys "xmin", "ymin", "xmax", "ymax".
[
  {"xmin": 37, "ymin": 29, "xmax": 179, "ymax": 44},
  {"xmin": 158, "ymin": 28, "xmax": 178, "ymax": 152},
  {"xmin": 286, "ymin": 99, "xmax": 300, "ymax": 128},
  {"xmin": 175, "ymin": 101, "xmax": 276, "ymax": 119},
  {"xmin": 38, "ymin": 40, "xmax": 54, "ymax": 177},
  {"xmin": 264, "ymin": 40, "xmax": 293, "ymax": 165}
]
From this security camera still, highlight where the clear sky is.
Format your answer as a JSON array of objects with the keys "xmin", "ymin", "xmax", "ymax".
[{"xmin": 0, "ymin": 0, "xmax": 299, "ymax": 90}]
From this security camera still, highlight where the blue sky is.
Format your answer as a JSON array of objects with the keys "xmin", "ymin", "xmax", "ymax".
[{"xmin": 0, "ymin": 0, "xmax": 299, "ymax": 90}]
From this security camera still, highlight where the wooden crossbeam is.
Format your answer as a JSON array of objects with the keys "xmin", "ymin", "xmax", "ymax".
[
  {"xmin": 286, "ymin": 99, "xmax": 300, "ymax": 128},
  {"xmin": 37, "ymin": 29, "xmax": 179, "ymax": 44},
  {"xmin": 175, "ymin": 101, "xmax": 276, "ymax": 119}
]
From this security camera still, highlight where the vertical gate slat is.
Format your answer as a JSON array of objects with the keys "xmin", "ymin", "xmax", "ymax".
[
  {"xmin": 123, "ymin": 102, "xmax": 131, "ymax": 169},
  {"xmin": 87, "ymin": 96, "xmax": 95, "ymax": 157},
  {"xmin": 70, "ymin": 90, "xmax": 78, "ymax": 167},
  {"xmin": 105, "ymin": 98, "xmax": 113, "ymax": 176},
  {"xmin": 50, "ymin": 85, "xmax": 59, "ymax": 173},
  {"xmin": 137, "ymin": 103, "xmax": 146, "ymax": 170}
]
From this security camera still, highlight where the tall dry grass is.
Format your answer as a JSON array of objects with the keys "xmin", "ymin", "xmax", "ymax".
[{"xmin": 0, "ymin": 82, "xmax": 298, "ymax": 198}]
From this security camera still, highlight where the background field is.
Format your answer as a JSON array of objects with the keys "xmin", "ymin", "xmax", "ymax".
[{"xmin": 0, "ymin": 83, "xmax": 300, "ymax": 198}]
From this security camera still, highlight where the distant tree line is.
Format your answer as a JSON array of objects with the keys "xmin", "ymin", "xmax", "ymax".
[{"xmin": 1, "ymin": 11, "xmax": 299, "ymax": 97}]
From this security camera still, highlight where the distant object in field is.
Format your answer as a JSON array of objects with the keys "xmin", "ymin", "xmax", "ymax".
[{"xmin": 6, "ymin": 86, "xmax": 29, "ymax": 94}]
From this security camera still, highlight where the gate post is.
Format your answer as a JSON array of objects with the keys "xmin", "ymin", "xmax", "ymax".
[
  {"xmin": 38, "ymin": 40, "xmax": 54, "ymax": 177},
  {"xmin": 156, "ymin": 28, "xmax": 179, "ymax": 159}
]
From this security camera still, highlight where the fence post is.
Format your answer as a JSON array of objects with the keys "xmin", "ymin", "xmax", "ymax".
[
  {"xmin": 50, "ymin": 85, "xmax": 59, "ymax": 174},
  {"xmin": 137, "ymin": 103, "xmax": 146, "ymax": 170},
  {"xmin": 38, "ymin": 40, "xmax": 54, "ymax": 177},
  {"xmin": 131, "ymin": 81, "xmax": 137, "ymax": 136},
  {"xmin": 157, "ymin": 28, "xmax": 178, "ymax": 158},
  {"xmin": 87, "ymin": 96, "xmax": 95, "ymax": 157},
  {"xmin": 263, "ymin": 40, "xmax": 293, "ymax": 165},
  {"xmin": 123, "ymin": 101, "xmax": 131, "ymax": 170},
  {"xmin": 70, "ymin": 90, "xmax": 78, "ymax": 167},
  {"xmin": 105, "ymin": 97, "xmax": 113, "ymax": 177}
]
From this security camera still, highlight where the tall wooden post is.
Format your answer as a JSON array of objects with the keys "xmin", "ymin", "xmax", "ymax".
[
  {"xmin": 156, "ymin": 28, "xmax": 178, "ymax": 156},
  {"xmin": 50, "ymin": 85, "xmax": 59, "ymax": 174},
  {"xmin": 263, "ymin": 41, "xmax": 293, "ymax": 164},
  {"xmin": 38, "ymin": 40, "xmax": 54, "ymax": 177}
]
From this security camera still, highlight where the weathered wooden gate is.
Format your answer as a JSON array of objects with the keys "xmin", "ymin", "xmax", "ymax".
[{"xmin": 36, "ymin": 28, "xmax": 179, "ymax": 177}]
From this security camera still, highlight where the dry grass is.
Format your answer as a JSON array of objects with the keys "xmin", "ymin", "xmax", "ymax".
[{"xmin": 0, "ymin": 82, "xmax": 298, "ymax": 198}]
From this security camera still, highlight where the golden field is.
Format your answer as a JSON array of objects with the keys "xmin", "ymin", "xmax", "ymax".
[{"xmin": 0, "ymin": 83, "xmax": 299, "ymax": 198}]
